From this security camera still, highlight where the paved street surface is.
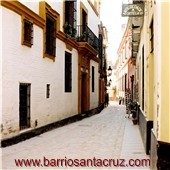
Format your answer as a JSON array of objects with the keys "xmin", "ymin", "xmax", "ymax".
[{"xmin": 2, "ymin": 102, "xmax": 150, "ymax": 170}]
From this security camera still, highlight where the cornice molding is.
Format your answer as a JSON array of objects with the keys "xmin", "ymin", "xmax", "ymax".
[
  {"xmin": 78, "ymin": 42, "xmax": 99, "ymax": 63},
  {"xmin": 87, "ymin": 0, "xmax": 99, "ymax": 16},
  {"xmin": 1, "ymin": 0, "xmax": 100, "ymax": 64},
  {"xmin": 1, "ymin": 0, "xmax": 45, "ymax": 28},
  {"xmin": 56, "ymin": 31, "xmax": 79, "ymax": 50}
]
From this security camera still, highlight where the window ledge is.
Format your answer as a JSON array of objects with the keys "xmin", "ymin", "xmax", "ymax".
[
  {"xmin": 44, "ymin": 53, "xmax": 55, "ymax": 62},
  {"xmin": 22, "ymin": 41, "xmax": 33, "ymax": 47}
]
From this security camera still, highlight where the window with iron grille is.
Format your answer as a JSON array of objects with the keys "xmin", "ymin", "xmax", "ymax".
[
  {"xmin": 125, "ymin": 74, "xmax": 127, "ymax": 90},
  {"xmin": 46, "ymin": 84, "xmax": 50, "ymax": 98},
  {"xmin": 19, "ymin": 83, "xmax": 31, "ymax": 130},
  {"xmin": 92, "ymin": 66, "xmax": 95, "ymax": 92},
  {"xmin": 23, "ymin": 19, "xmax": 33, "ymax": 47},
  {"xmin": 65, "ymin": 0, "xmax": 77, "ymax": 29},
  {"xmin": 65, "ymin": 52, "xmax": 72, "ymax": 92},
  {"xmin": 98, "ymin": 34, "xmax": 103, "ymax": 69},
  {"xmin": 150, "ymin": 20, "xmax": 154, "ymax": 53},
  {"xmin": 46, "ymin": 14, "xmax": 56, "ymax": 57}
]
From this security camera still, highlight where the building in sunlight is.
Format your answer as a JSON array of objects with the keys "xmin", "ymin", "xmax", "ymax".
[
  {"xmin": 0, "ymin": 0, "xmax": 109, "ymax": 143},
  {"xmin": 98, "ymin": 21, "xmax": 109, "ymax": 105},
  {"xmin": 118, "ymin": 0, "xmax": 170, "ymax": 169},
  {"xmin": 115, "ymin": 20, "xmax": 135, "ymax": 105}
]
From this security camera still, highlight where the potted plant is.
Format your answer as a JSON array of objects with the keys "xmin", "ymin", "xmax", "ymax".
[
  {"xmin": 72, "ymin": 28, "xmax": 77, "ymax": 38},
  {"xmin": 63, "ymin": 22, "xmax": 72, "ymax": 38},
  {"xmin": 131, "ymin": 109, "xmax": 137, "ymax": 125},
  {"xmin": 126, "ymin": 100, "xmax": 138, "ymax": 124},
  {"xmin": 77, "ymin": 31, "xmax": 88, "ymax": 42},
  {"xmin": 131, "ymin": 102, "xmax": 138, "ymax": 125}
]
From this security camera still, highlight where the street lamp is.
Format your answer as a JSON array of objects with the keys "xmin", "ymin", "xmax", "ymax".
[
  {"xmin": 106, "ymin": 78, "xmax": 112, "ymax": 87},
  {"xmin": 107, "ymin": 66, "xmax": 112, "ymax": 76}
]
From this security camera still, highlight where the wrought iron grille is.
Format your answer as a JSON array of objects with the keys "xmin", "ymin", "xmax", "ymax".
[
  {"xmin": 19, "ymin": 84, "xmax": 31, "ymax": 130},
  {"xmin": 46, "ymin": 14, "xmax": 56, "ymax": 57},
  {"xmin": 65, "ymin": 0, "xmax": 77, "ymax": 29},
  {"xmin": 65, "ymin": 52, "xmax": 72, "ymax": 92},
  {"xmin": 24, "ymin": 19, "xmax": 33, "ymax": 45},
  {"xmin": 77, "ymin": 25, "xmax": 99, "ymax": 52}
]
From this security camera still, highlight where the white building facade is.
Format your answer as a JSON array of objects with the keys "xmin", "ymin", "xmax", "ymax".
[{"xmin": 1, "ymin": 0, "xmax": 101, "ymax": 141}]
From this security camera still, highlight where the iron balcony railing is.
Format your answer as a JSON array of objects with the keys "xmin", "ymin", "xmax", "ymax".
[
  {"xmin": 63, "ymin": 24, "xmax": 99, "ymax": 52},
  {"xmin": 76, "ymin": 25, "xmax": 99, "ymax": 52}
]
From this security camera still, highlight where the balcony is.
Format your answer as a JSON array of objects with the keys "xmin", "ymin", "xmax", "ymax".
[
  {"xmin": 76, "ymin": 25, "xmax": 99, "ymax": 52},
  {"xmin": 131, "ymin": 16, "xmax": 143, "ymax": 62},
  {"xmin": 63, "ymin": 23, "xmax": 99, "ymax": 52}
]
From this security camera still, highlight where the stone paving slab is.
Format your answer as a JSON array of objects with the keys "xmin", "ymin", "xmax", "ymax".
[
  {"xmin": 1, "ymin": 102, "xmax": 150, "ymax": 170},
  {"xmin": 119, "ymin": 111, "xmax": 150, "ymax": 170}
]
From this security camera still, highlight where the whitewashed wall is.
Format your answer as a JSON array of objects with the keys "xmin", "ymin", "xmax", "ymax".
[
  {"xmin": 90, "ymin": 60, "xmax": 99, "ymax": 109},
  {"xmin": 18, "ymin": 0, "xmax": 99, "ymax": 36},
  {"xmin": 0, "ymin": 6, "xmax": 2, "ymax": 137},
  {"xmin": 1, "ymin": 0, "xmax": 100, "ymax": 140},
  {"xmin": 77, "ymin": 0, "xmax": 99, "ymax": 37},
  {"xmin": 44, "ymin": 1, "xmax": 64, "ymax": 31},
  {"xmin": 18, "ymin": 1, "xmax": 39, "ymax": 14},
  {"xmin": 85, "ymin": 1, "xmax": 99, "ymax": 36},
  {"xmin": 1, "ymin": 6, "xmax": 78, "ymax": 140}
]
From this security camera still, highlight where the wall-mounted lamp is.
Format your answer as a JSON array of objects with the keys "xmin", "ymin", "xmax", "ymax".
[
  {"xmin": 108, "ymin": 66, "xmax": 112, "ymax": 76},
  {"xmin": 106, "ymin": 78, "xmax": 112, "ymax": 87}
]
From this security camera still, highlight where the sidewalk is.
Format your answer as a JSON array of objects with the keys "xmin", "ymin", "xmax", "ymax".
[
  {"xmin": 110, "ymin": 101, "xmax": 150, "ymax": 170},
  {"xmin": 2, "ymin": 101, "xmax": 150, "ymax": 170},
  {"xmin": 119, "ymin": 110, "xmax": 150, "ymax": 169}
]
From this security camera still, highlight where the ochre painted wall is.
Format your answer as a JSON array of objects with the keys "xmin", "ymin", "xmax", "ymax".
[{"xmin": 159, "ymin": 2, "xmax": 170, "ymax": 142}]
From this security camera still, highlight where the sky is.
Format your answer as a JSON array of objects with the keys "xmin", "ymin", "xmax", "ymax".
[{"xmin": 100, "ymin": 0, "xmax": 128, "ymax": 64}]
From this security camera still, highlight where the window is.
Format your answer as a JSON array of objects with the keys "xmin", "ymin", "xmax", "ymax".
[
  {"xmin": 82, "ymin": 9, "xmax": 87, "ymax": 32},
  {"xmin": 46, "ymin": 14, "xmax": 56, "ymax": 57},
  {"xmin": 65, "ymin": 52, "xmax": 72, "ymax": 92},
  {"xmin": 46, "ymin": 84, "xmax": 50, "ymax": 98},
  {"xmin": 92, "ymin": 66, "xmax": 95, "ymax": 92},
  {"xmin": 122, "ymin": 75, "xmax": 124, "ymax": 91},
  {"xmin": 19, "ymin": 83, "xmax": 31, "ymax": 130},
  {"xmin": 65, "ymin": 0, "xmax": 77, "ymax": 29},
  {"xmin": 98, "ymin": 34, "xmax": 103, "ymax": 69},
  {"xmin": 125, "ymin": 74, "xmax": 127, "ymax": 90},
  {"xmin": 39, "ymin": 1, "xmax": 60, "ymax": 61},
  {"xmin": 22, "ymin": 19, "xmax": 33, "ymax": 47},
  {"xmin": 150, "ymin": 20, "xmax": 154, "ymax": 53}
]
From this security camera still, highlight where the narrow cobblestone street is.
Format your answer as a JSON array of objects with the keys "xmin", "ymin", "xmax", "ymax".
[{"xmin": 2, "ymin": 102, "xmax": 149, "ymax": 169}]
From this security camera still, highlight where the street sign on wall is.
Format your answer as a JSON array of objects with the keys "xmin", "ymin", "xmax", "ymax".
[{"xmin": 122, "ymin": 4, "xmax": 144, "ymax": 17}]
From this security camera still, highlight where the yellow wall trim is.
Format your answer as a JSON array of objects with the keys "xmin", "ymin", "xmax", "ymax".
[
  {"xmin": 39, "ymin": 1, "xmax": 61, "ymax": 61},
  {"xmin": 57, "ymin": 31, "xmax": 78, "ymax": 50},
  {"xmin": 39, "ymin": 1, "xmax": 60, "ymax": 32},
  {"xmin": 160, "ymin": 1, "xmax": 170, "ymax": 142},
  {"xmin": 87, "ymin": 0, "xmax": 99, "ymax": 16},
  {"xmin": 1, "ymin": 0, "xmax": 99, "ymax": 64},
  {"xmin": 78, "ymin": 42, "xmax": 99, "ymax": 63},
  {"xmin": 1, "ymin": 1, "xmax": 45, "ymax": 28},
  {"xmin": 80, "ymin": 1, "xmax": 88, "ymax": 25}
]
